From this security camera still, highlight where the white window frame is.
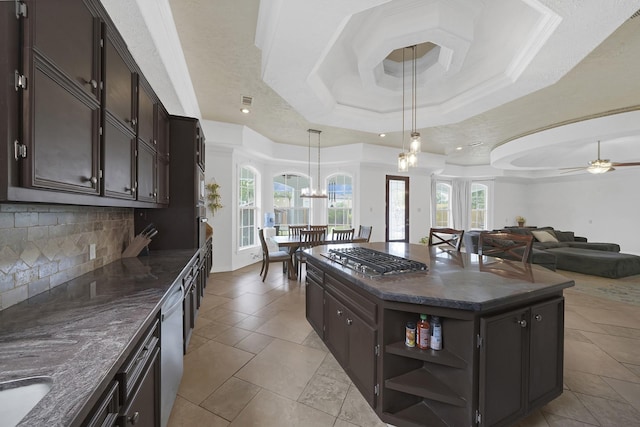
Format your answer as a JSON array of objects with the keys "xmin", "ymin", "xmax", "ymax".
[
  {"xmin": 238, "ymin": 166, "xmax": 259, "ymax": 250},
  {"xmin": 273, "ymin": 173, "xmax": 311, "ymax": 227},
  {"xmin": 326, "ymin": 173, "xmax": 353, "ymax": 234},
  {"xmin": 434, "ymin": 182, "xmax": 452, "ymax": 228},
  {"xmin": 470, "ymin": 182, "xmax": 488, "ymax": 230}
]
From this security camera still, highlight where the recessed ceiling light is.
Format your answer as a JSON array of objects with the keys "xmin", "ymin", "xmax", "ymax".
[
  {"xmin": 240, "ymin": 108, "xmax": 250, "ymax": 114},
  {"xmin": 456, "ymin": 146, "xmax": 463, "ymax": 151},
  {"xmin": 379, "ymin": 133, "xmax": 386, "ymax": 137}
]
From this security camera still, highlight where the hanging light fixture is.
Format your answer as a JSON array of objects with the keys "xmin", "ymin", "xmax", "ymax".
[
  {"xmin": 409, "ymin": 45, "xmax": 421, "ymax": 156},
  {"xmin": 398, "ymin": 47, "xmax": 409, "ymax": 172},
  {"xmin": 300, "ymin": 129, "xmax": 328, "ymax": 198}
]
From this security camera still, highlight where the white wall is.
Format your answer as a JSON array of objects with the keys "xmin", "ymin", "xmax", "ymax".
[{"xmin": 492, "ymin": 170, "xmax": 640, "ymax": 255}]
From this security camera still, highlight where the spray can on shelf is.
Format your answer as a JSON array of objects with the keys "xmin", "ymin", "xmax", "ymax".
[
  {"xmin": 405, "ymin": 322, "xmax": 416, "ymax": 347},
  {"xmin": 417, "ymin": 314, "xmax": 430, "ymax": 350},
  {"xmin": 431, "ymin": 316, "xmax": 442, "ymax": 350}
]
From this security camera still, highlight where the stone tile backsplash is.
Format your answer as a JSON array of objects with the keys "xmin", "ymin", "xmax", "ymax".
[{"xmin": 0, "ymin": 204, "xmax": 133, "ymax": 310}]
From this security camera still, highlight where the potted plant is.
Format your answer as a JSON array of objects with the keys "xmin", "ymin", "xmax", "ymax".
[
  {"xmin": 205, "ymin": 181, "xmax": 223, "ymax": 216},
  {"xmin": 516, "ymin": 216, "xmax": 526, "ymax": 227}
]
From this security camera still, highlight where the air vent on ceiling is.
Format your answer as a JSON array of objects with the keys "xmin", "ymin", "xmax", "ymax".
[
  {"xmin": 241, "ymin": 96, "xmax": 253, "ymax": 106},
  {"xmin": 630, "ymin": 9, "xmax": 640, "ymax": 19}
]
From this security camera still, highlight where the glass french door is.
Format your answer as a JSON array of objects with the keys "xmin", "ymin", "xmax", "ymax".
[{"xmin": 386, "ymin": 175, "xmax": 409, "ymax": 242}]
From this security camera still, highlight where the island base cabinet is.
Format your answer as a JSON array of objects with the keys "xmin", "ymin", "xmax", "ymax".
[
  {"xmin": 324, "ymin": 291, "xmax": 377, "ymax": 406},
  {"xmin": 479, "ymin": 297, "xmax": 564, "ymax": 427}
]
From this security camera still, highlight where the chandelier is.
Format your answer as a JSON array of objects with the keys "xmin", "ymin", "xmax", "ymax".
[
  {"xmin": 301, "ymin": 129, "xmax": 327, "ymax": 198},
  {"xmin": 398, "ymin": 45, "xmax": 420, "ymax": 172}
]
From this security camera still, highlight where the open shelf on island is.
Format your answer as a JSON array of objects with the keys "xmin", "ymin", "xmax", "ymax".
[
  {"xmin": 385, "ymin": 341, "xmax": 467, "ymax": 368},
  {"xmin": 385, "ymin": 367, "xmax": 467, "ymax": 407},
  {"xmin": 383, "ymin": 401, "xmax": 448, "ymax": 427}
]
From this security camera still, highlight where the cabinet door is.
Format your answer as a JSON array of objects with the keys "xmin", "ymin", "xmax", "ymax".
[
  {"xmin": 183, "ymin": 282, "xmax": 193, "ymax": 354},
  {"xmin": 103, "ymin": 117, "xmax": 136, "ymax": 200},
  {"xmin": 120, "ymin": 348, "xmax": 159, "ymax": 427},
  {"xmin": 27, "ymin": 66, "xmax": 100, "ymax": 194},
  {"xmin": 137, "ymin": 142, "xmax": 156, "ymax": 202},
  {"xmin": 156, "ymin": 108, "xmax": 170, "ymax": 205},
  {"xmin": 479, "ymin": 307, "xmax": 528, "ymax": 427},
  {"xmin": 105, "ymin": 34, "xmax": 134, "ymax": 132},
  {"xmin": 305, "ymin": 277, "xmax": 324, "ymax": 338},
  {"xmin": 137, "ymin": 79, "xmax": 155, "ymax": 146},
  {"xmin": 528, "ymin": 297, "xmax": 564, "ymax": 407},
  {"xmin": 31, "ymin": 0, "xmax": 100, "ymax": 101},
  {"xmin": 325, "ymin": 292, "xmax": 348, "ymax": 365},
  {"xmin": 347, "ymin": 313, "xmax": 377, "ymax": 406}
]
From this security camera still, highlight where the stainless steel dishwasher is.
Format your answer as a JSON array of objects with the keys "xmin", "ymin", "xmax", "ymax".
[{"xmin": 160, "ymin": 284, "xmax": 184, "ymax": 427}]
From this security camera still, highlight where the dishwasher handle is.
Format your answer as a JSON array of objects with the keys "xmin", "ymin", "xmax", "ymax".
[{"xmin": 162, "ymin": 285, "xmax": 185, "ymax": 321}]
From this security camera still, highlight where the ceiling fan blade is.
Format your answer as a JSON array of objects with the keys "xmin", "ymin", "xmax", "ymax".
[
  {"xmin": 612, "ymin": 162, "xmax": 640, "ymax": 167},
  {"xmin": 559, "ymin": 167, "xmax": 587, "ymax": 174}
]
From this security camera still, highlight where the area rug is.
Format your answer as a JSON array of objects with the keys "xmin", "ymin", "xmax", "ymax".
[{"xmin": 557, "ymin": 270, "xmax": 640, "ymax": 306}]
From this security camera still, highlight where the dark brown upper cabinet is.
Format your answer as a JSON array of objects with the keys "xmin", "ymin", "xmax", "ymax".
[
  {"xmin": 30, "ymin": 0, "xmax": 101, "ymax": 101},
  {"xmin": 104, "ymin": 31, "xmax": 135, "ymax": 133},
  {"xmin": 103, "ymin": 116, "xmax": 136, "ymax": 200},
  {"xmin": 137, "ymin": 141, "xmax": 157, "ymax": 203},
  {"xmin": 137, "ymin": 77, "xmax": 156, "ymax": 147},
  {"xmin": 156, "ymin": 107, "xmax": 170, "ymax": 205},
  {"xmin": 19, "ymin": 0, "xmax": 101, "ymax": 195}
]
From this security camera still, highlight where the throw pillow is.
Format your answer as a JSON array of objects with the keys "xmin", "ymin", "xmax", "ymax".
[
  {"xmin": 554, "ymin": 231, "xmax": 575, "ymax": 242},
  {"xmin": 531, "ymin": 230, "xmax": 558, "ymax": 243}
]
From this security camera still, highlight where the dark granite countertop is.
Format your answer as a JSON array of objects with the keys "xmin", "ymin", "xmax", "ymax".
[
  {"xmin": 308, "ymin": 242, "xmax": 574, "ymax": 311},
  {"xmin": 0, "ymin": 249, "xmax": 199, "ymax": 427}
]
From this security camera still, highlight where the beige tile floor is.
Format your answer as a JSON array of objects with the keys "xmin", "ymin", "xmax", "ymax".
[{"xmin": 168, "ymin": 264, "xmax": 640, "ymax": 427}]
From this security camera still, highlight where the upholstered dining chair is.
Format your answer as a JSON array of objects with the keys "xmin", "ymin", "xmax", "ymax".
[
  {"xmin": 332, "ymin": 228, "xmax": 354, "ymax": 241},
  {"xmin": 428, "ymin": 228, "xmax": 465, "ymax": 251},
  {"xmin": 258, "ymin": 228, "xmax": 294, "ymax": 282},
  {"xmin": 296, "ymin": 228, "xmax": 326, "ymax": 280},
  {"xmin": 357, "ymin": 225, "xmax": 373, "ymax": 242},
  {"xmin": 478, "ymin": 231, "xmax": 534, "ymax": 263}
]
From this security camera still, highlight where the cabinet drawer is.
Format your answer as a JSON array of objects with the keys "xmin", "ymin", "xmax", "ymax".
[
  {"xmin": 85, "ymin": 380, "xmax": 119, "ymax": 427},
  {"xmin": 117, "ymin": 319, "xmax": 159, "ymax": 401},
  {"xmin": 325, "ymin": 274, "xmax": 377, "ymax": 324},
  {"xmin": 306, "ymin": 262, "xmax": 323, "ymax": 284}
]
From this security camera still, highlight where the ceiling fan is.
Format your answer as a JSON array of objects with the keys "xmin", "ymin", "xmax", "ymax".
[{"xmin": 561, "ymin": 140, "xmax": 640, "ymax": 174}]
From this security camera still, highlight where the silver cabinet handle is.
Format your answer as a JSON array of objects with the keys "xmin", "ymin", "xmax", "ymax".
[
  {"xmin": 128, "ymin": 411, "xmax": 140, "ymax": 425},
  {"xmin": 534, "ymin": 314, "xmax": 542, "ymax": 322},
  {"xmin": 518, "ymin": 319, "xmax": 527, "ymax": 328},
  {"xmin": 346, "ymin": 318, "xmax": 353, "ymax": 326},
  {"xmin": 336, "ymin": 309, "xmax": 343, "ymax": 317},
  {"xmin": 84, "ymin": 78, "xmax": 97, "ymax": 89},
  {"xmin": 84, "ymin": 176, "xmax": 97, "ymax": 185}
]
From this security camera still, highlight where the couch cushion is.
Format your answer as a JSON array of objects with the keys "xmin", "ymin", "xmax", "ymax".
[
  {"xmin": 531, "ymin": 230, "xmax": 558, "ymax": 243},
  {"xmin": 554, "ymin": 231, "xmax": 575, "ymax": 242},
  {"xmin": 567, "ymin": 242, "xmax": 621, "ymax": 252},
  {"xmin": 546, "ymin": 247, "xmax": 640, "ymax": 278},
  {"xmin": 534, "ymin": 242, "xmax": 566, "ymax": 249}
]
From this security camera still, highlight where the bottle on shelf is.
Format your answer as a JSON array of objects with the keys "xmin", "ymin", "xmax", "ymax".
[
  {"xmin": 417, "ymin": 314, "xmax": 430, "ymax": 350},
  {"xmin": 431, "ymin": 316, "xmax": 442, "ymax": 350}
]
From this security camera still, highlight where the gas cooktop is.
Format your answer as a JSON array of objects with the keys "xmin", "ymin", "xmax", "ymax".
[{"xmin": 322, "ymin": 247, "xmax": 428, "ymax": 277}]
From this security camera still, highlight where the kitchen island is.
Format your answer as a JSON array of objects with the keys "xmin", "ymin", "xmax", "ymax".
[
  {"xmin": 305, "ymin": 242, "xmax": 574, "ymax": 427},
  {"xmin": 0, "ymin": 249, "xmax": 201, "ymax": 427}
]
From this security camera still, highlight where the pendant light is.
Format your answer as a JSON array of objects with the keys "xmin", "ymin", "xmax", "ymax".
[
  {"xmin": 301, "ymin": 129, "xmax": 327, "ymax": 198},
  {"xmin": 409, "ymin": 45, "xmax": 421, "ymax": 156},
  {"xmin": 398, "ymin": 47, "xmax": 409, "ymax": 172}
]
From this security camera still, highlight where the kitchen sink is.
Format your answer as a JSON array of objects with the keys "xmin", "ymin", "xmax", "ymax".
[{"xmin": 0, "ymin": 376, "xmax": 53, "ymax": 427}]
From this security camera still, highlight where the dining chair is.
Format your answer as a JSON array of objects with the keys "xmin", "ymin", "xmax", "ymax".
[
  {"xmin": 309, "ymin": 225, "xmax": 328, "ymax": 233},
  {"xmin": 478, "ymin": 231, "xmax": 534, "ymax": 263},
  {"xmin": 296, "ymin": 229, "xmax": 326, "ymax": 280},
  {"xmin": 288, "ymin": 225, "xmax": 307, "ymax": 238},
  {"xmin": 258, "ymin": 228, "xmax": 295, "ymax": 282},
  {"xmin": 332, "ymin": 228, "xmax": 354, "ymax": 241},
  {"xmin": 428, "ymin": 227, "xmax": 465, "ymax": 251},
  {"xmin": 357, "ymin": 225, "xmax": 373, "ymax": 242}
]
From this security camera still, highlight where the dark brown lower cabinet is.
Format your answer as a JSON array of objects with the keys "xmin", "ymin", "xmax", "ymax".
[
  {"xmin": 479, "ymin": 297, "xmax": 564, "ymax": 427},
  {"xmin": 120, "ymin": 348, "xmax": 160, "ymax": 427},
  {"xmin": 305, "ymin": 267, "xmax": 324, "ymax": 339},
  {"xmin": 84, "ymin": 381, "xmax": 119, "ymax": 427}
]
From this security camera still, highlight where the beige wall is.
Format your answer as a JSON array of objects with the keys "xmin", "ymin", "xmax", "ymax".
[{"xmin": 0, "ymin": 204, "xmax": 134, "ymax": 310}]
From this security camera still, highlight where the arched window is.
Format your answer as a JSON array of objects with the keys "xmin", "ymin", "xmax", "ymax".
[
  {"xmin": 435, "ymin": 182, "xmax": 452, "ymax": 227},
  {"xmin": 238, "ymin": 166, "xmax": 259, "ymax": 249},
  {"xmin": 327, "ymin": 174, "xmax": 352, "ymax": 234},
  {"xmin": 470, "ymin": 183, "xmax": 488, "ymax": 229},
  {"xmin": 273, "ymin": 174, "xmax": 310, "ymax": 228}
]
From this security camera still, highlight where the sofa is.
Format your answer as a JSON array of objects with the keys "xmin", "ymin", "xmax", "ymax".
[{"xmin": 463, "ymin": 227, "xmax": 640, "ymax": 278}]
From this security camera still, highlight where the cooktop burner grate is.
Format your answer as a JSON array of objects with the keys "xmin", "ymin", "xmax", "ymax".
[{"xmin": 323, "ymin": 247, "xmax": 427, "ymax": 276}]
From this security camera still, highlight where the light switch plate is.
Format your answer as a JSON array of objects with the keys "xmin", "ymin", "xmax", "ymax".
[{"xmin": 89, "ymin": 243, "xmax": 96, "ymax": 260}]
